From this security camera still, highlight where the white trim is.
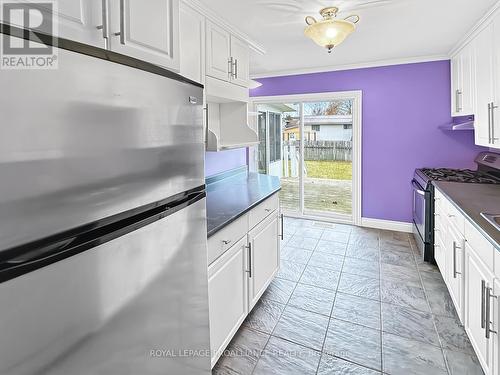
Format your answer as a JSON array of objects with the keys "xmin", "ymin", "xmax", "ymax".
[
  {"xmin": 250, "ymin": 90, "xmax": 362, "ymax": 226},
  {"xmin": 449, "ymin": 1, "xmax": 500, "ymax": 57},
  {"xmin": 361, "ymin": 218, "xmax": 413, "ymax": 233},
  {"xmin": 250, "ymin": 55, "xmax": 449, "ymax": 79},
  {"xmin": 180, "ymin": 0, "xmax": 266, "ymax": 55}
]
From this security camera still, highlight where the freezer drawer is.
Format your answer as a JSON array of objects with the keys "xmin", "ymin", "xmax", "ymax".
[{"xmin": 0, "ymin": 198, "xmax": 211, "ymax": 375}]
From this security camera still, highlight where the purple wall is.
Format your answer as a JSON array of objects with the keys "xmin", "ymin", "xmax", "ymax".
[
  {"xmin": 205, "ymin": 149, "xmax": 247, "ymax": 177},
  {"xmin": 251, "ymin": 60, "xmax": 485, "ymax": 222}
]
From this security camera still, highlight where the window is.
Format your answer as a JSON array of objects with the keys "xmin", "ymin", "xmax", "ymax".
[
  {"xmin": 257, "ymin": 112, "xmax": 267, "ymax": 174},
  {"xmin": 343, "ymin": 124, "xmax": 352, "ymax": 130},
  {"xmin": 269, "ymin": 112, "xmax": 281, "ymax": 163},
  {"xmin": 312, "ymin": 124, "xmax": 320, "ymax": 131}
]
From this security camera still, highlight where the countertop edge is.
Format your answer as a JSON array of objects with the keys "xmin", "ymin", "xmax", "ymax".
[
  {"xmin": 207, "ymin": 187, "xmax": 281, "ymax": 238},
  {"xmin": 432, "ymin": 182, "xmax": 500, "ymax": 250}
]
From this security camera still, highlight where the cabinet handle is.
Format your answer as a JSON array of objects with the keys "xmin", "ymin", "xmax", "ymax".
[
  {"xmin": 456, "ymin": 90, "xmax": 462, "ymax": 112},
  {"xmin": 232, "ymin": 59, "xmax": 238, "ymax": 79},
  {"xmin": 492, "ymin": 103, "xmax": 499, "ymax": 142},
  {"xmin": 485, "ymin": 287, "xmax": 498, "ymax": 339},
  {"xmin": 96, "ymin": 0, "xmax": 109, "ymax": 40},
  {"xmin": 488, "ymin": 103, "xmax": 492, "ymax": 143},
  {"xmin": 280, "ymin": 213, "xmax": 284, "ymax": 240},
  {"xmin": 116, "ymin": 0, "xmax": 125, "ymax": 44},
  {"xmin": 245, "ymin": 243, "xmax": 252, "ymax": 278},
  {"xmin": 452, "ymin": 241, "xmax": 461, "ymax": 278},
  {"xmin": 228, "ymin": 57, "xmax": 233, "ymax": 79},
  {"xmin": 481, "ymin": 280, "xmax": 486, "ymax": 329},
  {"xmin": 222, "ymin": 240, "xmax": 231, "ymax": 245}
]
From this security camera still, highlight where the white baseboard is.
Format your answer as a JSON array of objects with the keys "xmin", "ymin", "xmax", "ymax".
[{"xmin": 361, "ymin": 218, "xmax": 413, "ymax": 233}]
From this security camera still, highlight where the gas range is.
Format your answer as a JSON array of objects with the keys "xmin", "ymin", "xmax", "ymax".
[
  {"xmin": 412, "ymin": 152, "xmax": 500, "ymax": 264},
  {"xmin": 417, "ymin": 167, "xmax": 500, "ymax": 185}
]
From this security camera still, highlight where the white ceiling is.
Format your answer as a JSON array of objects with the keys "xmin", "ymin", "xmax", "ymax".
[{"xmin": 197, "ymin": 0, "xmax": 498, "ymax": 77}]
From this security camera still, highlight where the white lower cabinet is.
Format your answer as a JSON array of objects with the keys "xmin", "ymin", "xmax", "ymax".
[
  {"xmin": 207, "ymin": 194, "xmax": 281, "ymax": 367},
  {"xmin": 464, "ymin": 243, "xmax": 495, "ymax": 374},
  {"xmin": 248, "ymin": 213, "xmax": 280, "ymax": 310},
  {"xmin": 208, "ymin": 236, "xmax": 248, "ymax": 368},
  {"xmin": 445, "ymin": 223, "xmax": 465, "ymax": 322},
  {"xmin": 435, "ymin": 188, "xmax": 499, "ymax": 375}
]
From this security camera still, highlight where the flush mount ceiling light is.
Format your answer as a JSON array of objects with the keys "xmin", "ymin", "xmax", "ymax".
[{"xmin": 304, "ymin": 7, "xmax": 359, "ymax": 53}]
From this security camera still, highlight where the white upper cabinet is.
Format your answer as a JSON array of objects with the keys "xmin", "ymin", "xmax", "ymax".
[
  {"xmin": 206, "ymin": 21, "xmax": 231, "ymax": 82},
  {"xmin": 473, "ymin": 21, "xmax": 495, "ymax": 147},
  {"xmin": 206, "ymin": 21, "xmax": 251, "ymax": 88},
  {"xmin": 108, "ymin": 0, "xmax": 180, "ymax": 70},
  {"xmin": 229, "ymin": 35, "xmax": 250, "ymax": 87},
  {"xmin": 179, "ymin": 3, "xmax": 205, "ymax": 83},
  {"xmin": 493, "ymin": 13, "xmax": 500, "ymax": 147},
  {"xmin": 1, "ymin": 0, "xmax": 106, "ymax": 48},
  {"xmin": 451, "ymin": 43, "xmax": 475, "ymax": 116}
]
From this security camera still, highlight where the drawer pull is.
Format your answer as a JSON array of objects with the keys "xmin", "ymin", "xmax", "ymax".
[
  {"xmin": 481, "ymin": 280, "xmax": 486, "ymax": 329},
  {"xmin": 265, "ymin": 208, "xmax": 272, "ymax": 212},
  {"xmin": 485, "ymin": 287, "xmax": 498, "ymax": 339},
  {"xmin": 245, "ymin": 243, "xmax": 252, "ymax": 278},
  {"xmin": 222, "ymin": 240, "xmax": 232, "ymax": 245},
  {"xmin": 452, "ymin": 241, "xmax": 461, "ymax": 278},
  {"xmin": 448, "ymin": 214, "xmax": 455, "ymax": 218}
]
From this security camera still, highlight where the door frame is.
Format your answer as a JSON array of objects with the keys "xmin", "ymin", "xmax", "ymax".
[{"xmin": 249, "ymin": 90, "xmax": 362, "ymax": 226}]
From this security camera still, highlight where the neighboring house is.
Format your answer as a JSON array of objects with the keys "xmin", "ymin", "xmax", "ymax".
[{"xmin": 284, "ymin": 115, "xmax": 353, "ymax": 141}]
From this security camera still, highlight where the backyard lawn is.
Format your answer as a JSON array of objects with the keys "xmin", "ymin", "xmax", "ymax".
[{"xmin": 304, "ymin": 160, "xmax": 352, "ymax": 180}]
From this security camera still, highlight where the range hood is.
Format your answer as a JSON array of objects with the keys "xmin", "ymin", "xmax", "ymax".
[{"xmin": 439, "ymin": 116, "xmax": 475, "ymax": 131}]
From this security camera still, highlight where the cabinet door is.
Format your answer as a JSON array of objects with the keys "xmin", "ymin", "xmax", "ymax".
[
  {"xmin": 464, "ymin": 243, "xmax": 494, "ymax": 374},
  {"xmin": 1, "ymin": 0, "xmax": 106, "ymax": 48},
  {"xmin": 247, "ymin": 212, "xmax": 280, "ymax": 310},
  {"xmin": 208, "ymin": 236, "xmax": 248, "ymax": 368},
  {"xmin": 492, "ymin": 278, "xmax": 500, "ymax": 375},
  {"xmin": 179, "ymin": 3, "xmax": 204, "ymax": 84},
  {"xmin": 229, "ymin": 35, "xmax": 249, "ymax": 87},
  {"xmin": 108, "ymin": 0, "xmax": 180, "ymax": 70},
  {"xmin": 445, "ymin": 224, "xmax": 464, "ymax": 322},
  {"xmin": 461, "ymin": 43, "xmax": 475, "ymax": 115},
  {"xmin": 206, "ymin": 21, "xmax": 231, "ymax": 82},
  {"xmin": 451, "ymin": 54, "xmax": 462, "ymax": 116},
  {"xmin": 474, "ymin": 22, "xmax": 495, "ymax": 147},
  {"xmin": 492, "ymin": 14, "xmax": 500, "ymax": 148}
]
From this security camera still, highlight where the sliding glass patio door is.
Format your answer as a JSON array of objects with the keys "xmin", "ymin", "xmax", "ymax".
[{"xmin": 252, "ymin": 95, "xmax": 357, "ymax": 223}]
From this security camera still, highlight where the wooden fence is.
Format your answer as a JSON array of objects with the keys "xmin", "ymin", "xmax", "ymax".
[{"xmin": 281, "ymin": 140, "xmax": 352, "ymax": 177}]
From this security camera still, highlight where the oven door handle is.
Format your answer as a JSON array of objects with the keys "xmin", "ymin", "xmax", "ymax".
[{"xmin": 411, "ymin": 179, "xmax": 426, "ymax": 196}]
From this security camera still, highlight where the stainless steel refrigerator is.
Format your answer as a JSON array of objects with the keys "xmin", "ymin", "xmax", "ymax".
[{"xmin": 0, "ymin": 34, "xmax": 211, "ymax": 374}]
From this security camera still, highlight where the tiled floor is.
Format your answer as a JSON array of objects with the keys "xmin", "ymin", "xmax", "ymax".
[{"xmin": 212, "ymin": 217, "xmax": 484, "ymax": 375}]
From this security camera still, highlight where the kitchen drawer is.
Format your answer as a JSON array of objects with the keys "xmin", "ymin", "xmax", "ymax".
[
  {"xmin": 495, "ymin": 248, "xmax": 500, "ymax": 279},
  {"xmin": 465, "ymin": 220, "xmax": 495, "ymax": 270},
  {"xmin": 248, "ymin": 193, "xmax": 279, "ymax": 230},
  {"xmin": 208, "ymin": 214, "xmax": 248, "ymax": 265},
  {"xmin": 445, "ymin": 200, "xmax": 465, "ymax": 235}
]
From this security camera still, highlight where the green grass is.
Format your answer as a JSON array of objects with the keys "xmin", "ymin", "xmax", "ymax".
[{"xmin": 304, "ymin": 160, "xmax": 352, "ymax": 180}]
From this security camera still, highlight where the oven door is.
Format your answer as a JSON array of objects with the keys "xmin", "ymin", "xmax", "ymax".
[{"xmin": 411, "ymin": 178, "xmax": 428, "ymax": 243}]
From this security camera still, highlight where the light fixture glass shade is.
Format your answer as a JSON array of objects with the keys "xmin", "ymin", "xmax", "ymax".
[
  {"xmin": 304, "ymin": 19, "xmax": 355, "ymax": 52},
  {"xmin": 304, "ymin": 7, "xmax": 359, "ymax": 53}
]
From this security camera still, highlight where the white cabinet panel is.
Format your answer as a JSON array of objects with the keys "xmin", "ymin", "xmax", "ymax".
[
  {"xmin": 474, "ymin": 22, "xmax": 495, "ymax": 147},
  {"xmin": 108, "ymin": 0, "xmax": 179, "ymax": 70},
  {"xmin": 229, "ymin": 35, "xmax": 249, "ymax": 87},
  {"xmin": 208, "ymin": 236, "xmax": 248, "ymax": 367},
  {"xmin": 247, "ymin": 213, "xmax": 280, "ymax": 310},
  {"xmin": 465, "ymin": 243, "xmax": 494, "ymax": 374},
  {"xmin": 206, "ymin": 21, "xmax": 230, "ymax": 82},
  {"xmin": 493, "ymin": 13, "xmax": 500, "ymax": 148},
  {"xmin": 1, "ymin": 0, "xmax": 106, "ymax": 47},
  {"xmin": 451, "ymin": 45, "xmax": 475, "ymax": 116},
  {"xmin": 445, "ymin": 223, "xmax": 464, "ymax": 322},
  {"xmin": 179, "ymin": 3, "xmax": 204, "ymax": 83}
]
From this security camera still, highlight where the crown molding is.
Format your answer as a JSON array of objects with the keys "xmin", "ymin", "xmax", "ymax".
[
  {"xmin": 250, "ymin": 54, "xmax": 449, "ymax": 79},
  {"xmin": 449, "ymin": 0, "xmax": 500, "ymax": 57},
  {"xmin": 180, "ymin": 0, "xmax": 266, "ymax": 55}
]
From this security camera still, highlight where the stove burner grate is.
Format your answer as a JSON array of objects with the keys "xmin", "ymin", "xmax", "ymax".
[{"xmin": 420, "ymin": 168, "xmax": 500, "ymax": 184}]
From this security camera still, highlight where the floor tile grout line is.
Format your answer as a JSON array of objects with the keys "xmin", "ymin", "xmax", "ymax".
[
  {"xmin": 408, "ymin": 232, "xmax": 452, "ymax": 375},
  {"xmin": 314, "ymin": 226, "xmax": 351, "ymax": 375}
]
